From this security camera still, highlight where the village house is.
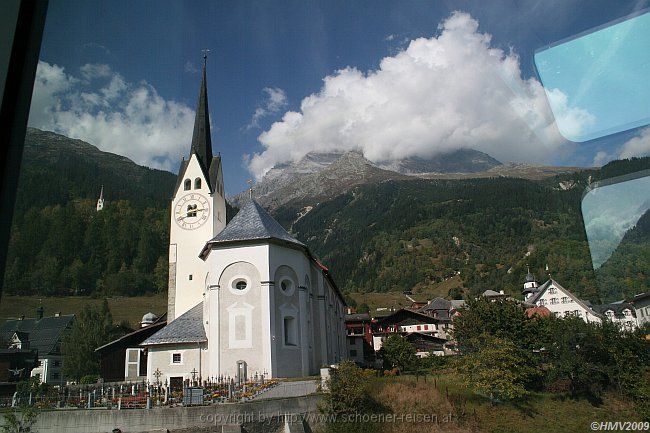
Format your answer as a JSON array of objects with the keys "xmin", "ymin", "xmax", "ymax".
[
  {"xmin": 594, "ymin": 302, "xmax": 637, "ymax": 330},
  {"xmin": 522, "ymin": 270, "xmax": 602, "ymax": 323},
  {"xmin": 0, "ymin": 307, "xmax": 74, "ymax": 385},
  {"xmin": 371, "ymin": 308, "xmax": 455, "ymax": 356},
  {"xmin": 344, "ymin": 312, "xmax": 374, "ymax": 366},
  {"xmin": 628, "ymin": 292, "xmax": 650, "ymax": 328}
]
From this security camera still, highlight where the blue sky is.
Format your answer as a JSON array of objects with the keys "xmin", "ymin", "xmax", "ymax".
[{"xmin": 30, "ymin": 0, "xmax": 650, "ymax": 194}]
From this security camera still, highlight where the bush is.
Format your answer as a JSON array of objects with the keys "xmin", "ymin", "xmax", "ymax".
[
  {"xmin": 379, "ymin": 334, "xmax": 417, "ymax": 372},
  {"xmin": 80, "ymin": 374, "xmax": 100, "ymax": 384},
  {"xmin": 322, "ymin": 361, "xmax": 373, "ymax": 415},
  {"xmin": 321, "ymin": 361, "xmax": 386, "ymax": 433},
  {"xmin": 455, "ymin": 334, "xmax": 540, "ymax": 401}
]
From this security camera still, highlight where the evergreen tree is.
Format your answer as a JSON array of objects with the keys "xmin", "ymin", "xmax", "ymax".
[{"xmin": 61, "ymin": 300, "xmax": 124, "ymax": 381}]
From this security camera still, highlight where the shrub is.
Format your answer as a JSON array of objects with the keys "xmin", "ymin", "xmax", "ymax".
[
  {"xmin": 455, "ymin": 334, "xmax": 539, "ymax": 401},
  {"xmin": 380, "ymin": 334, "xmax": 417, "ymax": 372},
  {"xmin": 80, "ymin": 374, "xmax": 100, "ymax": 384}
]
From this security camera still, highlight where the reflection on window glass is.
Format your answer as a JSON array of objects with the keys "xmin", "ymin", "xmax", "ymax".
[
  {"xmin": 535, "ymin": 10, "xmax": 650, "ymax": 142},
  {"xmin": 582, "ymin": 171, "xmax": 650, "ymax": 270}
]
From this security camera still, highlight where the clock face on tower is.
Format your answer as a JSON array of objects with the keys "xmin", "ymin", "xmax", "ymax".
[{"xmin": 174, "ymin": 193, "xmax": 210, "ymax": 230}]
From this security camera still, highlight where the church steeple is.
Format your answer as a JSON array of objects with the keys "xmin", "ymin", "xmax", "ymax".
[
  {"xmin": 522, "ymin": 265, "xmax": 539, "ymax": 300},
  {"xmin": 190, "ymin": 52, "xmax": 213, "ymax": 170},
  {"xmin": 96, "ymin": 185, "xmax": 104, "ymax": 211}
]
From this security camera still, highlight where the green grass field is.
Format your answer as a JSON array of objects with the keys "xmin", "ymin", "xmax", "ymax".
[
  {"xmin": 0, "ymin": 294, "xmax": 168, "ymax": 328},
  {"xmin": 348, "ymin": 276, "xmax": 464, "ymax": 313},
  {"xmin": 0, "ymin": 275, "xmax": 463, "ymax": 327},
  {"xmin": 0, "ymin": 274, "xmax": 463, "ymax": 328}
]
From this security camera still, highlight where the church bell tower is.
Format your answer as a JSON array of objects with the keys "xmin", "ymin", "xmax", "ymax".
[
  {"xmin": 96, "ymin": 185, "xmax": 105, "ymax": 211},
  {"xmin": 167, "ymin": 53, "xmax": 226, "ymax": 321},
  {"xmin": 522, "ymin": 266, "xmax": 539, "ymax": 301}
]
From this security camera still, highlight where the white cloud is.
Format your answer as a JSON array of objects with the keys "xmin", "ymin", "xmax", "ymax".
[
  {"xmin": 247, "ymin": 87, "xmax": 288, "ymax": 129},
  {"xmin": 28, "ymin": 61, "xmax": 195, "ymax": 171},
  {"xmin": 592, "ymin": 150, "xmax": 612, "ymax": 166},
  {"xmin": 184, "ymin": 61, "xmax": 200, "ymax": 74},
  {"xmin": 248, "ymin": 11, "xmax": 590, "ymax": 179},
  {"xmin": 619, "ymin": 127, "xmax": 650, "ymax": 159},
  {"xmin": 80, "ymin": 63, "xmax": 112, "ymax": 81}
]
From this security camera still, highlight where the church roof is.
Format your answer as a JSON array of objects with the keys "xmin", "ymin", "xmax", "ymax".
[
  {"xmin": 190, "ymin": 56, "xmax": 213, "ymax": 170},
  {"xmin": 525, "ymin": 271, "xmax": 536, "ymax": 283},
  {"xmin": 140, "ymin": 303, "xmax": 206, "ymax": 346},
  {"xmin": 174, "ymin": 56, "xmax": 223, "ymax": 196},
  {"xmin": 201, "ymin": 199, "xmax": 305, "ymax": 255},
  {"xmin": 173, "ymin": 159, "xmax": 190, "ymax": 195}
]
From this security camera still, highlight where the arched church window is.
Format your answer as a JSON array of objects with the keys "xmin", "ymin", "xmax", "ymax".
[
  {"xmin": 283, "ymin": 316, "xmax": 297, "ymax": 346},
  {"xmin": 194, "ymin": 178, "xmax": 201, "ymax": 189},
  {"xmin": 184, "ymin": 179, "xmax": 191, "ymax": 190},
  {"xmin": 187, "ymin": 204, "xmax": 197, "ymax": 217}
]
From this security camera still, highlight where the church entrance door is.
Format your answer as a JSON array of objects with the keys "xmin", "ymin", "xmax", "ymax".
[
  {"xmin": 170, "ymin": 376, "xmax": 183, "ymax": 391},
  {"xmin": 236, "ymin": 360, "xmax": 247, "ymax": 384}
]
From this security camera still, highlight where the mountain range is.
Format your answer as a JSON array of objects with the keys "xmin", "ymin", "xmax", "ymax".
[
  {"xmin": 232, "ymin": 148, "xmax": 586, "ymax": 210},
  {"xmin": 17, "ymin": 128, "xmax": 177, "ymax": 212},
  {"xmin": 3, "ymin": 128, "xmax": 648, "ymax": 304}
]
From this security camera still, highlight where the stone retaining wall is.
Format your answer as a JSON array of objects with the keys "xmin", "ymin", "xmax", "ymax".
[{"xmin": 2, "ymin": 394, "xmax": 321, "ymax": 433}]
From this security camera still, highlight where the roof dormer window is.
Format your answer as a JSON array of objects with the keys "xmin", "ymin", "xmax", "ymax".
[
  {"xmin": 184, "ymin": 179, "xmax": 191, "ymax": 191},
  {"xmin": 195, "ymin": 178, "xmax": 201, "ymax": 189}
]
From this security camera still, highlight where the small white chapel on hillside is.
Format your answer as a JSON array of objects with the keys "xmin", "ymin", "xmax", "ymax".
[{"xmin": 141, "ymin": 56, "xmax": 347, "ymax": 386}]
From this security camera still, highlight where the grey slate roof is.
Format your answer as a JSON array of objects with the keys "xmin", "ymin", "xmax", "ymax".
[
  {"xmin": 527, "ymin": 280, "xmax": 551, "ymax": 304},
  {"xmin": 450, "ymin": 300, "xmax": 466, "ymax": 309},
  {"xmin": 345, "ymin": 313, "xmax": 371, "ymax": 322},
  {"xmin": 207, "ymin": 155, "xmax": 223, "ymax": 192},
  {"xmin": 418, "ymin": 298, "xmax": 451, "ymax": 312},
  {"xmin": 525, "ymin": 271, "xmax": 536, "ymax": 283},
  {"xmin": 594, "ymin": 302, "xmax": 636, "ymax": 318},
  {"xmin": 202, "ymin": 199, "xmax": 305, "ymax": 253},
  {"xmin": 482, "ymin": 289, "xmax": 505, "ymax": 297},
  {"xmin": 1, "ymin": 315, "xmax": 74, "ymax": 357},
  {"xmin": 141, "ymin": 303, "xmax": 206, "ymax": 346}
]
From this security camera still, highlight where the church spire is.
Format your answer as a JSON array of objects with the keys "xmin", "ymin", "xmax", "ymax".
[
  {"xmin": 190, "ymin": 51, "xmax": 213, "ymax": 169},
  {"xmin": 96, "ymin": 185, "xmax": 105, "ymax": 211}
]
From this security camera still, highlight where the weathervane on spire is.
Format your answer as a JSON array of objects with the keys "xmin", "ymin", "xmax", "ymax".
[
  {"xmin": 246, "ymin": 179, "xmax": 254, "ymax": 199},
  {"xmin": 202, "ymin": 48, "xmax": 210, "ymax": 65}
]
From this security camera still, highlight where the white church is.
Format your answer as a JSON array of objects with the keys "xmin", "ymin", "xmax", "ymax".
[{"xmin": 141, "ymin": 57, "xmax": 347, "ymax": 385}]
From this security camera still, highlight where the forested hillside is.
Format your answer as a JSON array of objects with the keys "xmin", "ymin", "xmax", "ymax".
[
  {"xmin": 274, "ymin": 157, "xmax": 650, "ymax": 303},
  {"xmin": 3, "ymin": 129, "xmax": 648, "ymax": 303},
  {"xmin": 596, "ymin": 209, "xmax": 650, "ymax": 301},
  {"xmin": 16, "ymin": 128, "xmax": 176, "ymax": 212},
  {"xmin": 3, "ymin": 129, "xmax": 241, "ymax": 298},
  {"xmin": 3, "ymin": 129, "xmax": 176, "ymax": 296}
]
